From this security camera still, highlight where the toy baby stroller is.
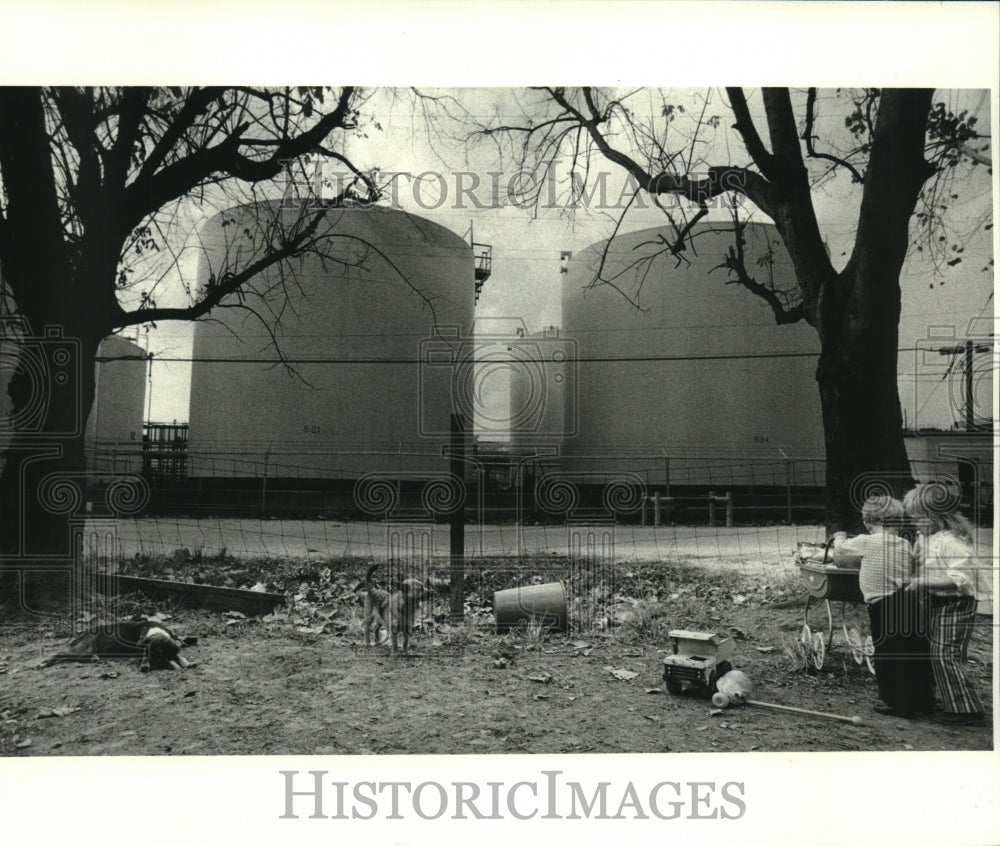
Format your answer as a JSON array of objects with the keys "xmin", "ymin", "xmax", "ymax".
[{"xmin": 794, "ymin": 540, "xmax": 875, "ymax": 673}]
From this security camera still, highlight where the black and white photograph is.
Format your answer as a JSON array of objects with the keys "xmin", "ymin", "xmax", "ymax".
[{"xmin": 0, "ymin": 2, "xmax": 997, "ymax": 845}]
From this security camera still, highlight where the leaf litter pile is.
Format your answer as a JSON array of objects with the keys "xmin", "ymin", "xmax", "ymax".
[{"xmin": 0, "ymin": 552, "xmax": 991, "ymax": 755}]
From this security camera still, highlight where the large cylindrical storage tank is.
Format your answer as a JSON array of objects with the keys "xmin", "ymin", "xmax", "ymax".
[
  {"xmin": 560, "ymin": 222, "xmax": 824, "ymax": 492},
  {"xmin": 187, "ymin": 204, "xmax": 476, "ymax": 502},
  {"xmin": 85, "ymin": 335, "xmax": 148, "ymax": 476}
]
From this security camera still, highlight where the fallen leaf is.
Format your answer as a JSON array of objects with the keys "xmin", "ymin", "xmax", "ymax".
[
  {"xmin": 710, "ymin": 708, "xmax": 725, "ymax": 716},
  {"xmin": 100, "ymin": 671, "xmax": 119, "ymax": 680},
  {"xmin": 533, "ymin": 694, "xmax": 549, "ymax": 701},
  {"xmin": 52, "ymin": 706, "xmax": 79, "ymax": 717},
  {"xmin": 605, "ymin": 667, "xmax": 639, "ymax": 681},
  {"xmin": 528, "ymin": 673, "xmax": 553, "ymax": 684},
  {"xmin": 644, "ymin": 687, "xmax": 663, "ymax": 695},
  {"xmin": 695, "ymin": 725, "xmax": 708, "ymax": 732},
  {"xmin": 15, "ymin": 739, "xmax": 31, "ymax": 749},
  {"xmin": 754, "ymin": 646, "xmax": 776, "ymax": 653}
]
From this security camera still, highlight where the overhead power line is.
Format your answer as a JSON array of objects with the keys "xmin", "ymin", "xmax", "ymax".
[{"xmin": 96, "ymin": 341, "xmax": 996, "ymax": 366}]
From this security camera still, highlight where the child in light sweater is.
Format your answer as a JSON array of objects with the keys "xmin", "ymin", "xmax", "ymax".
[{"xmin": 833, "ymin": 495, "xmax": 934, "ymax": 718}]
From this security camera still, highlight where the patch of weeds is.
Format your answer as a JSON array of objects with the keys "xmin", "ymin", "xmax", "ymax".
[
  {"xmin": 615, "ymin": 600, "xmax": 673, "ymax": 645},
  {"xmin": 437, "ymin": 615, "xmax": 486, "ymax": 652},
  {"xmin": 514, "ymin": 617, "xmax": 554, "ymax": 653},
  {"xmin": 780, "ymin": 633, "xmax": 810, "ymax": 673}
]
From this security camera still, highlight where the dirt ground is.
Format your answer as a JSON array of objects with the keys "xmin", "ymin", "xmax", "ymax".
[{"xmin": 0, "ymin": 554, "xmax": 993, "ymax": 756}]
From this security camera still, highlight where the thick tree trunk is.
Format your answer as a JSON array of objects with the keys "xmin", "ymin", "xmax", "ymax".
[
  {"xmin": 0, "ymin": 325, "xmax": 100, "ymax": 611},
  {"xmin": 809, "ymin": 90, "xmax": 934, "ymax": 533},
  {"xmin": 815, "ymin": 222, "xmax": 917, "ymax": 533},
  {"xmin": 816, "ymin": 315, "xmax": 912, "ymax": 534}
]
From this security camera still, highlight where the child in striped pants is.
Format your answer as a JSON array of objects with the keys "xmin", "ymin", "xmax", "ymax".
[{"xmin": 903, "ymin": 484, "xmax": 986, "ymax": 726}]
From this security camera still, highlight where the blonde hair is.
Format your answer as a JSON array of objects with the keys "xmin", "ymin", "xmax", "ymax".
[
  {"xmin": 860, "ymin": 495, "xmax": 904, "ymax": 526},
  {"xmin": 902, "ymin": 483, "xmax": 975, "ymax": 542}
]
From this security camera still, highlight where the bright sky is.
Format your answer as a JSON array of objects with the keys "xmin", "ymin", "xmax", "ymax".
[{"xmin": 139, "ymin": 87, "xmax": 994, "ymax": 432}]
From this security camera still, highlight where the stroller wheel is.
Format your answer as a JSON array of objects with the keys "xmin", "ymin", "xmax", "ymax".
[
  {"xmin": 846, "ymin": 627, "xmax": 864, "ymax": 664},
  {"xmin": 811, "ymin": 631, "xmax": 826, "ymax": 669},
  {"xmin": 863, "ymin": 635, "xmax": 876, "ymax": 675}
]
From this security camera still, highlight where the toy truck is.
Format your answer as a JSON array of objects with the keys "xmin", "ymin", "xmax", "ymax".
[{"xmin": 662, "ymin": 630, "xmax": 735, "ymax": 697}]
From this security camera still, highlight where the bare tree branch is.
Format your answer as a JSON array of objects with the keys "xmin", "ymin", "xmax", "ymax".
[
  {"xmin": 761, "ymin": 87, "xmax": 807, "ymax": 177},
  {"xmin": 960, "ymin": 142, "xmax": 991, "ymax": 166},
  {"xmin": 711, "ymin": 213, "xmax": 805, "ymax": 325},
  {"xmin": 802, "ymin": 88, "xmax": 866, "ymax": 184},
  {"xmin": 725, "ymin": 87, "xmax": 780, "ymax": 180},
  {"xmin": 118, "ymin": 87, "xmax": 357, "ymax": 241}
]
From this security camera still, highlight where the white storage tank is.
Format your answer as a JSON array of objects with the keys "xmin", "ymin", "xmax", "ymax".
[
  {"xmin": 559, "ymin": 221, "xmax": 825, "ymax": 489},
  {"xmin": 187, "ymin": 204, "xmax": 477, "ymax": 481},
  {"xmin": 85, "ymin": 335, "xmax": 148, "ymax": 475}
]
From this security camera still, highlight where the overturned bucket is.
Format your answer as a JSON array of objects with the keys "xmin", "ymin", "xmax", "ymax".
[{"xmin": 494, "ymin": 582, "xmax": 568, "ymax": 632}]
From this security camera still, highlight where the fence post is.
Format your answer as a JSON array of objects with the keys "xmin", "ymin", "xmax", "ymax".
[
  {"xmin": 664, "ymin": 457, "xmax": 671, "ymax": 524},
  {"xmin": 785, "ymin": 460, "xmax": 792, "ymax": 524},
  {"xmin": 449, "ymin": 413, "xmax": 466, "ymax": 622},
  {"xmin": 261, "ymin": 447, "xmax": 270, "ymax": 519},
  {"xmin": 653, "ymin": 492, "xmax": 661, "ymax": 527},
  {"xmin": 726, "ymin": 491, "xmax": 734, "ymax": 528},
  {"xmin": 708, "ymin": 490, "xmax": 715, "ymax": 528}
]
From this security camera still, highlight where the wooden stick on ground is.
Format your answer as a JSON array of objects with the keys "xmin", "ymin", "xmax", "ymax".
[{"xmin": 713, "ymin": 692, "xmax": 864, "ymax": 726}]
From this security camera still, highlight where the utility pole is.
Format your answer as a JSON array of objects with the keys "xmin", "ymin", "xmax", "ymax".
[{"xmin": 938, "ymin": 339, "xmax": 991, "ymax": 430}]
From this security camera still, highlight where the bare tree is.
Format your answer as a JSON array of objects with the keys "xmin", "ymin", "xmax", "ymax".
[
  {"xmin": 464, "ymin": 86, "xmax": 992, "ymax": 531},
  {"xmin": 0, "ymin": 86, "xmax": 392, "ymax": 602}
]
